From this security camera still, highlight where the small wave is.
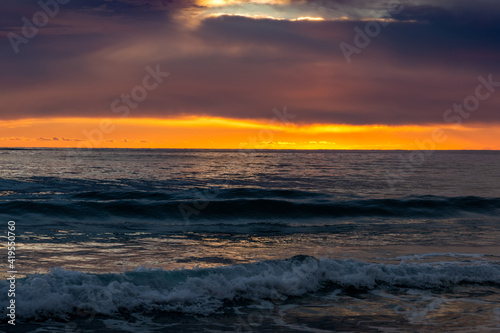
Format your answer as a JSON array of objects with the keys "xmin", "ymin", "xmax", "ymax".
[
  {"xmin": 2, "ymin": 256, "xmax": 499, "ymax": 320},
  {"xmin": 1, "ymin": 196, "xmax": 499, "ymax": 220},
  {"xmin": 71, "ymin": 191, "xmax": 175, "ymax": 201},
  {"xmin": 214, "ymin": 188, "xmax": 326, "ymax": 199},
  {"xmin": 70, "ymin": 188, "xmax": 324, "ymax": 201},
  {"xmin": 393, "ymin": 253, "xmax": 496, "ymax": 261}
]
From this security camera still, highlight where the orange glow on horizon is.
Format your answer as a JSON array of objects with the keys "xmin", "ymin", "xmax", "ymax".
[{"xmin": 0, "ymin": 116, "xmax": 499, "ymax": 150}]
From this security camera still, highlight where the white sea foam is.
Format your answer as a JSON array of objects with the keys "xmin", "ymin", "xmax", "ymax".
[{"xmin": 1, "ymin": 256, "xmax": 499, "ymax": 319}]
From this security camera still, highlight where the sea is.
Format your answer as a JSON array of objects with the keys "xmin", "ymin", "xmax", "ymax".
[{"xmin": 0, "ymin": 149, "xmax": 499, "ymax": 332}]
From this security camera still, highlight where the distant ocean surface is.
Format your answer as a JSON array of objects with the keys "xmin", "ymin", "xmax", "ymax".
[{"xmin": 1, "ymin": 149, "xmax": 499, "ymax": 332}]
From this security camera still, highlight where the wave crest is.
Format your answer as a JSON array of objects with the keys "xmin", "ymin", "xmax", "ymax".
[{"xmin": 2, "ymin": 256, "xmax": 499, "ymax": 319}]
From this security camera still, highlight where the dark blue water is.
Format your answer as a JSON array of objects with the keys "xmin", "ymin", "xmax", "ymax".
[{"xmin": 1, "ymin": 149, "xmax": 499, "ymax": 332}]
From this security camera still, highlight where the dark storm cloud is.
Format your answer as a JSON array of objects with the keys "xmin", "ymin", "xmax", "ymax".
[{"xmin": 0, "ymin": 0, "xmax": 499, "ymax": 125}]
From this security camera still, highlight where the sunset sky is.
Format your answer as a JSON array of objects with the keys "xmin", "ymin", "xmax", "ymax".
[{"xmin": 1, "ymin": 0, "xmax": 499, "ymax": 149}]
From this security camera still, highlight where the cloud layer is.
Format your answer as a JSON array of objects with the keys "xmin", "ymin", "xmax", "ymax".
[{"xmin": 1, "ymin": 0, "xmax": 500, "ymax": 125}]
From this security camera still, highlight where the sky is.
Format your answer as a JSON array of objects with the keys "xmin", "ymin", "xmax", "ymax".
[{"xmin": 1, "ymin": 0, "xmax": 499, "ymax": 149}]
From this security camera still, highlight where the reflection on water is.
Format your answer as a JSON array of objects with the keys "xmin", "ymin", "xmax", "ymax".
[
  {"xmin": 9, "ymin": 231, "xmax": 500, "ymax": 279},
  {"xmin": 1, "ymin": 150, "xmax": 500, "ymax": 331}
]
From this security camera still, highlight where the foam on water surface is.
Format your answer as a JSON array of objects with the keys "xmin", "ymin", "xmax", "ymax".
[{"xmin": 1, "ymin": 256, "xmax": 499, "ymax": 320}]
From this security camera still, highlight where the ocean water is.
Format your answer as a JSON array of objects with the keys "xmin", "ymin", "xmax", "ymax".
[{"xmin": 0, "ymin": 149, "xmax": 499, "ymax": 332}]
